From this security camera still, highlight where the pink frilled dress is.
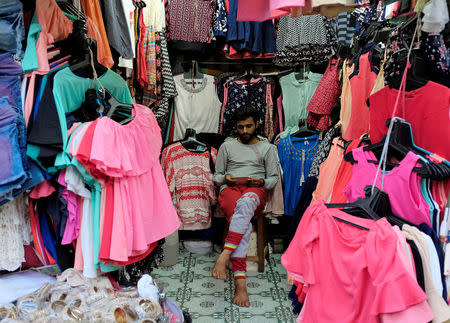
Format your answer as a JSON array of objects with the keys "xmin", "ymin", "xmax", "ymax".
[{"xmin": 76, "ymin": 104, "xmax": 179, "ymax": 263}]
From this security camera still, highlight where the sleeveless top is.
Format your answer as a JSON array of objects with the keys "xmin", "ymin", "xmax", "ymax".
[{"xmin": 343, "ymin": 147, "xmax": 431, "ymax": 226}]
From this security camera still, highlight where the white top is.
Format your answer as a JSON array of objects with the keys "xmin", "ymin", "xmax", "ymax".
[
  {"xmin": 143, "ymin": 0, "xmax": 166, "ymax": 31},
  {"xmin": 173, "ymin": 74, "xmax": 221, "ymax": 141},
  {"xmin": 422, "ymin": 0, "xmax": 449, "ymax": 33},
  {"xmin": 0, "ymin": 195, "xmax": 30, "ymax": 271},
  {"xmin": 421, "ymin": 232, "xmax": 443, "ymax": 297}
]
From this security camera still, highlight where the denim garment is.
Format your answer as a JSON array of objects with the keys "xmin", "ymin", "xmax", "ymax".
[
  {"xmin": 0, "ymin": 54, "xmax": 44, "ymax": 205},
  {"xmin": 0, "ymin": 102, "xmax": 26, "ymax": 198},
  {"xmin": 0, "ymin": 0, "xmax": 24, "ymax": 57}
]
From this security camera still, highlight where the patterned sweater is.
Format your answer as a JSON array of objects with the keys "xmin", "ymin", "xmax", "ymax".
[{"xmin": 161, "ymin": 142, "xmax": 217, "ymax": 230}]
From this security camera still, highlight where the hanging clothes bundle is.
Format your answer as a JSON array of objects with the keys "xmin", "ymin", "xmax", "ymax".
[{"xmin": 22, "ymin": 9, "xmax": 179, "ymax": 276}]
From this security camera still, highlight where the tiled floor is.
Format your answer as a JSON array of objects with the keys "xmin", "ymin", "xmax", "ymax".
[{"xmin": 151, "ymin": 251, "xmax": 296, "ymax": 323}]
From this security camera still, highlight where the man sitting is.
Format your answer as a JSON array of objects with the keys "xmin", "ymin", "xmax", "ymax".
[{"xmin": 212, "ymin": 106, "xmax": 279, "ymax": 307}]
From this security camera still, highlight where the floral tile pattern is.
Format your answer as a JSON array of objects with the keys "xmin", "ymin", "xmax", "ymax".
[{"xmin": 152, "ymin": 251, "xmax": 297, "ymax": 323}]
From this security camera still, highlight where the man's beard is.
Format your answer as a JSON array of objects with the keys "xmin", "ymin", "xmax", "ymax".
[{"xmin": 239, "ymin": 133, "xmax": 255, "ymax": 144}]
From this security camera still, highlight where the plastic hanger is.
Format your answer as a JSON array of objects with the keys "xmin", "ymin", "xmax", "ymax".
[
  {"xmin": 56, "ymin": 0, "xmax": 86, "ymax": 21},
  {"xmin": 361, "ymin": 119, "xmax": 449, "ymax": 179},
  {"xmin": 181, "ymin": 129, "xmax": 208, "ymax": 152},
  {"xmin": 99, "ymin": 88, "xmax": 134, "ymax": 125},
  {"xmin": 291, "ymin": 119, "xmax": 319, "ymax": 138}
]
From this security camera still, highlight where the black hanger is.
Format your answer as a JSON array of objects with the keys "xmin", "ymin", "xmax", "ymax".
[
  {"xmin": 56, "ymin": 0, "xmax": 86, "ymax": 21},
  {"xmin": 360, "ymin": 119, "xmax": 449, "ymax": 180},
  {"xmin": 183, "ymin": 60, "xmax": 204, "ymax": 85},
  {"xmin": 389, "ymin": 50, "xmax": 429, "ymax": 91},
  {"xmin": 133, "ymin": 0, "xmax": 146, "ymax": 8},
  {"xmin": 181, "ymin": 129, "xmax": 208, "ymax": 152},
  {"xmin": 100, "ymin": 88, "xmax": 134, "ymax": 125},
  {"xmin": 291, "ymin": 119, "xmax": 319, "ymax": 138},
  {"xmin": 67, "ymin": 20, "xmax": 107, "ymax": 79}
]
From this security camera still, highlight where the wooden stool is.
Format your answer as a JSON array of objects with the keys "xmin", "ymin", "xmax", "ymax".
[{"xmin": 223, "ymin": 212, "xmax": 268, "ymax": 273}]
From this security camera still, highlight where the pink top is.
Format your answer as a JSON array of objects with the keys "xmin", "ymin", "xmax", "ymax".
[
  {"xmin": 58, "ymin": 169, "xmax": 82, "ymax": 245},
  {"xmin": 75, "ymin": 104, "xmax": 180, "ymax": 262},
  {"xmin": 343, "ymin": 147, "xmax": 431, "ymax": 226},
  {"xmin": 237, "ymin": 0, "xmax": 304, "ymax": 21},
  {"xmin": 282, "ymin": 200, "xmax": 430, "ymax": 323},
  {"xmin": 342, "ymin": 53, "xmax": 377, "ymax": 140}
]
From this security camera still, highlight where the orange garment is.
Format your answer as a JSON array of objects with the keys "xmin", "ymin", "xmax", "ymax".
[
  {"xmin": 312, "ymin": 138, "xmax": 345, "ymax": 202},
  {"xmin": 81, "ymin": 0, "xmax": 114, "ymax": 68},
  {"xmin": 339, "ymin": 60, "xmax": 354, "ymax": 136},
  {"xmin": 329, "ymin": 138, "xmax": 364, "ymax": 203},
  {"xmin": 34, "ymin": 0, "xmax": 73, "ymax": 76},
  {"xmin": 342, "ymin": 52, "xmax": 377, "ymax": 140}
]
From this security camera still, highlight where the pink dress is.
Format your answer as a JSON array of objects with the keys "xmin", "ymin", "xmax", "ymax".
[
  {"xmin": 343, "ymin": 147, "xmax": 431, "ymax": 226},
  {"xmin": 282, "ymin": 200, "xmax": 432, "ymax": 323},
  {"xmin": 237, "ymin": 0, "xmax": 304, "ymax": 21},
  {"xmin": 76, "ymin": 104, "xmax": 180, "ymax": 262}
]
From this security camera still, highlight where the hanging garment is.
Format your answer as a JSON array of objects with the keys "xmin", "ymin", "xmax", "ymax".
[
  {"xmin": 403, "ymin": 224, "xmax": 450, "ymax": 323},
  {"xmin": 80, "ymin": 0, "xmax": 114, "ymax": 68},
  {"xmin": 306, "ymin": 58, "xmax": 341, "ymax": 131},
  {"xmin": 282, "ymin": 200, "xmax": 434, "ymax": 323},
  {"xmin": 275, "ymin": 14, "xmax": 332, "ymax": 65},
  {"xmin": 173, "ymin": 74, "xmax": 221, "ymax": 141},
  {"xmin": 368, "ymin": 81, "xmax": 450, "ymax": 161},
  {"xmin": 312, "ymin": 137, "xmax": 345, "ymax": 201},
  {"xmin": 277, "ymin": 135, "xmax": 321, "ymax": 216},
  {"xmin": 101, "ymin": 0, "xmax": 133, "ymax": 60},
  {"xmin": 0, "ymin": 0, "xmax": 24, "ymax": 58},
  {"xmin": 162, "ymin": 142, "xmax": 217, "ymax": 230},
  {"xmin": 74, "ymin": 104, "xmax": 180, "ymax": 263},
  {"xmin": 0, "ymin": 53, "xmax": 44, "ymax": 205},
  {"xmin": 220, "ymin": 78, "xmax": 268, "ymax": 138},
  {"xmin": 51, "ymin": 67, "xmax": 133, "ymax": 169},
  {"xmin": 168, "ymin": 0, "xmax": 216, "ymax": 43},
  {"xmin": 331, "ymin": 12, "xmax": 355, "ymax": 46},
  {"xmin": 329, "ymin": 138, "xmax": 364, "ymax": 203},
  {"xmin": 344, "ymin": 147, "xmax": 431, "ymax": 226},
  {"xmin": 279, "ymin": 71, "xmax": 323, "ymax": 137},
  {"xmin": 0, "ymin": 195, "xmax": 30, "ymax": 271},
  {"xmin": 213, "ymin": 0, "xmax": 228, "ymax": 38},
  {"xmin": 227, "ymin": 0, "xmax": 277, "ymax": 54},
  {"xmin": 339, "ymin": 60, "xmax": 354, "ymax": 136},
  {"xmin": 342, "ymin": 52, "xmax": 377, "ymax": 140},
  {"xmin": 236, "ymin": 0, "xmax": 303, "ymax": 22},
  {"xmin": 0, "ymin": 99, "xmax": 26, "ymax": 199}
]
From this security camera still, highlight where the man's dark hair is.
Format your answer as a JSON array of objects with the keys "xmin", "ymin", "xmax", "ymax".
[{"xmin": 234, "ymin": 106, "xmax": 259, "ymax": 124}]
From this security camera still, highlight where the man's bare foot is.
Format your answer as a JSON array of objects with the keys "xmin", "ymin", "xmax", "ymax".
[
  {"xmin": 233, "ymin": 278, "xmax": 250, "ymax": 307},
  {"xmin": 212, "ymin": 249, "xmax": 232, "ymax": 280}
]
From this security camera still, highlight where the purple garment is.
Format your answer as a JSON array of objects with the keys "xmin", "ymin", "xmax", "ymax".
[
  {"xmin": 0, "ymin": 53, "xmax": 44, "ymax": 205},
  {"xmin": 57, "ymin": 170, "xmax": 81, "ymax": 245}
]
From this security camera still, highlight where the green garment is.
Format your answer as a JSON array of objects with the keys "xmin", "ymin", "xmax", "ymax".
[
  {"xmin": 52, "ymin": 67, "xmax": 133, "ymax": 169},
  {"xmin": 278, "ymin": 71, "xmax": 323, "ymax": 138},
  {"xmin": 22, "ymin": 11, "xmax": 41, "ymax": 73}
]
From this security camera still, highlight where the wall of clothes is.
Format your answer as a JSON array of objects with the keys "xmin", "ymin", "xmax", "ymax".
[{"xmin": 0, "ymin": 0, "xmax": 449, "ymax": 320}]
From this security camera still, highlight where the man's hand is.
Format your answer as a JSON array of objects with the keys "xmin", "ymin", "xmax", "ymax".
[
  {"xmin": 248, "ymin": 178, "xmax": 264, "ymax": 187},
  {"xmin": 225, "ymin": 174, "xmax": 237, "ymax": 186}
]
